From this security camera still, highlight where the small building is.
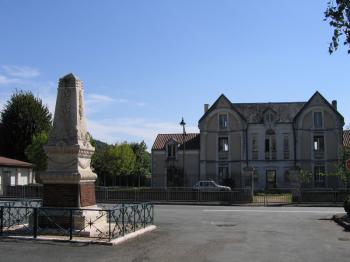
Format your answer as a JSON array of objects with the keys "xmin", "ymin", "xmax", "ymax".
[
  {"xmin": 152, "ymin": 91, "xmax": 345, "ymax": 190},
  {"xmin": 0, "ymin": 156, "xmax": 35, "ymax": 195}
]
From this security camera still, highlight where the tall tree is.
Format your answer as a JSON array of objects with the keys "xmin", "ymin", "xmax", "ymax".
[
  {"xmin": 0, "ymin": 91, "xmax": 52, "ymax": 160},
  {"xmin": 325, "ymin": 0, "xmax": 350, "ymax": 54}
]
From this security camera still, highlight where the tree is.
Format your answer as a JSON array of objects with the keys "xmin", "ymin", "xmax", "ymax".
[
  {"xmin": 112, "ymin": 143, "xmax": 136, "ymax": 186},
  {"xmin": 130, "ymin": 141, "xmax": 151, "ymax": 187},
  {"xmin": 0, "ymin": 91, "xmax": 52, "ymax": 160},
  {"xmin": 324, "ymin": 0, "xmax": 350, "ymax": 54},
  {"xmin": 327, "ymin": 146, "xmax": 350, "ymax": 188},
  {"xmin": 91, "ymin": 142, "xmax": 137, "ymax": 186},
  {"xmin": 25, "ymin": 132, "xmax": 49, "ymax": 183}
]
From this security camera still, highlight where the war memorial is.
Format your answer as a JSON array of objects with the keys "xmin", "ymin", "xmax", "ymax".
[{"xmin": 0, "ymin": 74, "xmax": 155, "ymax": 244}]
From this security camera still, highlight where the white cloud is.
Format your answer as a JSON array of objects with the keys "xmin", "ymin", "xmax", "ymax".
[
  {"xmin": 135, "ymin": 102, "xmax": 147, "ymax": 107},
  {"xmin": 2, "ymin": 65, "xmax": 40, "ymax": 78},
  {"xmin": 87, "ymin": 117, "xmax": 199, "ymax": 149},
  {"xmin": 0, "ymin": 74, "xmax": 22, "ymax": 85},
  {"xmin": 85, "ymin": 94, "xmax": 128, "ymax": 105}
]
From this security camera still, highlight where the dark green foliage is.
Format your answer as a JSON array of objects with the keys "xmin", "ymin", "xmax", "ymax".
[
  {"xmin": 0, "ymin": 91, "xmax": 52, "ymax": 160},
  {"xmin": 324, "ymin": 0, "xmax": 350, "ymax": 54},
  {"xmin": 25, "ymin": 132, "xmax": 49, "ymax": 183}
]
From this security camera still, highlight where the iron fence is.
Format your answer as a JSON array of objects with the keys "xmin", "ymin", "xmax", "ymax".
[
  {"xmin": 2, "ymin": 185, "xmax": 350, "ymax": 205},
  {"xmin": 0, "ymin": 202, "xmax": 154, "ymax": 242},
  {"xmin": 95, "ymin": 187, "xmax": 252, "ymax": 203}
]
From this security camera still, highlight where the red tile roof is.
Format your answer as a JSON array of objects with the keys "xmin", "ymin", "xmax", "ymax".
[
  {"xmin": 344, "ymin": 130, "xmax": 350, "ymax": 148},
  {"xmin": 152, "ymin": 133, "xmax": 200, "ymax": 150},
  {"xmin": 0, "ymin": 156, "xmax": 34, "ymax": 168}
]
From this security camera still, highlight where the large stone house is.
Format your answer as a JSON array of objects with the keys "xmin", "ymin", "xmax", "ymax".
[{"xmin": 152, "ymin": 91, "xmax": 345, "ymax": 189}]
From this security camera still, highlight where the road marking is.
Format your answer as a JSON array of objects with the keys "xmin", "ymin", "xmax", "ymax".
[{"xmin": 202, "ymin": 209, "xmax": 341, "ymax": 214}]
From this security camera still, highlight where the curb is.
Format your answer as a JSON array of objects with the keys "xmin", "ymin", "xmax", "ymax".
[
  {"xmin": 0, "ymin": 225, "xmax": 157, "ymax": 246},
  {"xmin": 332, "ymin": 214, "xmax": 350, "ymax": 231}
]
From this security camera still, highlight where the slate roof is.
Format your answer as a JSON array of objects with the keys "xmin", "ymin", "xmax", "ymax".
[
  {"xmin": 344, "ymin": 130, "xmax": 350, "ymax": 148},
  {"xmin": 232, "ymin": 102, "xmax": 306, "ymax": 123},
  {"xmin": 0, "ymin": 156, "xmax": 34, "ymax": 168},
  {"xmin": 152, "ymin": 133, "xmax": 200, "ymax": 151}
]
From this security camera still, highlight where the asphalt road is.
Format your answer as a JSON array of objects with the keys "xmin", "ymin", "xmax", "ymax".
[{"xmin": 0, "ymin": 205, "xmax": 349, "ymax": 262}]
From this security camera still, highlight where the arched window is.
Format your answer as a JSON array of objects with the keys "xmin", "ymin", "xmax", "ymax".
[{"xmin": 265, "ymin": 129, "xmax": 276, "ymax": 160}]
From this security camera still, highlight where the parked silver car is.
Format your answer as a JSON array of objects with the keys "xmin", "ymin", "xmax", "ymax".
[{"xmin": 193, "ymin": 180, "xmax": 232, "ymax": 191}]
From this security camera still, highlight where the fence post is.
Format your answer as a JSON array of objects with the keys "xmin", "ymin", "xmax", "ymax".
[
  {"xmin": 122, "ymin": 204, "xmax": 125, "ymax": 236},
  {"xmin": 108, "ymin": 209, "xmax": 111, "ymax": 241},
  {"xmin": 133, "ymin": 205, "xmax": 136, "ymax": 232},
  {"xmin": 151, "ymin": 204, "xmax": 154, "ymax": 224},
  {"xmin": 143, "ymin": 204, "xmax": 146, "ymax": 228},
  {"xmin": 334, "ymin": 191, "xmax": 337, "ymax": 203},
  {"xmin": 69, "ymin": 209, "xmax": 74, "ymax": 240},
  {"xmin": 33, "ymin": 208, "xmax": 38, "ymax": 238},
  {"xmin": 0, "ymin": 207, "xmax": 3, "ymax": 236}
]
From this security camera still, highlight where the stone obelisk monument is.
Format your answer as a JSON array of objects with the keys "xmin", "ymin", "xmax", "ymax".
[{"xmin": 41, "ymin": 73, "xmax": 97, "ymax": 208}]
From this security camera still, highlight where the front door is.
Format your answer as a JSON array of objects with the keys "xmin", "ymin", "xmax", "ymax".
[{"xmin": 266, "ymin": 170, "xmax": 276, "ymax": 189}]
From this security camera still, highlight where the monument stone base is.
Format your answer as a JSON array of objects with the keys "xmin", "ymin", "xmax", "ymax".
[{"xmin": 43, "ymin": 182, "xmax": 96, "ymax": 208}]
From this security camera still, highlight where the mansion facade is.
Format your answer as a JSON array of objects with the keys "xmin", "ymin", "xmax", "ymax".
[{"xmin": 151, "ymin": 92, "xmax": 345, "ymax": 189}]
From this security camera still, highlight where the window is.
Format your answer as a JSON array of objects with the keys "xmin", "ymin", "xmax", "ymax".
[
  {"xmin": 283, "ymin": 135, "xmax": 290, "ymax": 160},
  {"xmin": 218, "ymin": 137, "xmax": 229, "ymax": 152},
  {"xmin": 314, "ymin": 166, "xmax": 325, "ymax": 187},
  {"xmin": 10, "ymin": 174, "xmax": 16, "ymax": 186},
  {"xmin": 313, "ymin": 136, "xmax": 324, "ymax": 151},
  {"xmin": 252, "ymin": 136, "xmax": 258, "ymax": 160},
  {"xmin": 314, "ymin": 112, "xmax": 323, "ymax": 128},
  {"xmin": 265, "ymin": 129, "xmax": 276, "ymax": 160},
  {"xmin": 219, "ymin": 114, "xmax": 228, "ymax": 129},
  {"xmin": 167, "ymin": 144, "xmax": 176, "ymax": 158}
]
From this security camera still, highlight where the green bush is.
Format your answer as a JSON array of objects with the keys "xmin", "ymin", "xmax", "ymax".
[{"xmin": 344, "ymin": 196, "xmax": 350, "ymax": 215}]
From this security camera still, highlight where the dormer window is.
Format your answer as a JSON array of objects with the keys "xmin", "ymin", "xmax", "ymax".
[
  {"xmin": 219, "ymin": 114, "xmax": 228, "ymax": 129},
  {"xmin": 314, "ymin": 112, "xmax": 323, "ymax": 128},
  {"xmin": 167, "ymin": 144, "xmax": 177, "ymax": 159}
]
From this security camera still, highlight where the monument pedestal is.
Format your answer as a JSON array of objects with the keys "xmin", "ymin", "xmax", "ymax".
[{"xmin": 43, "ymin": 183, "xmax": 96, "ymax": 208}]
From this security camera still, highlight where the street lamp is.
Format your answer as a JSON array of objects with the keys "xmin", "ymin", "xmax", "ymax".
[{"xmin": 180, "ymin": 117, "xmax": 186, "ymax": 187}]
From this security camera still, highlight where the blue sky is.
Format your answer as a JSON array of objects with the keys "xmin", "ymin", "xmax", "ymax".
[{"xmin": 0, "ymin": 0, "xmax": 349, "ymax": 149}]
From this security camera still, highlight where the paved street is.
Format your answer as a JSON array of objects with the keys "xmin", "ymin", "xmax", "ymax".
[{"xmin": 0, "ymin": 205, "xmax": 349, "ymax": 262}]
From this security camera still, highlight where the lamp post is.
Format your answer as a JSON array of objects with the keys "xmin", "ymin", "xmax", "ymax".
[{"xmin": 180, "ymin": 117, "xmax": 186, "ymax": 187}]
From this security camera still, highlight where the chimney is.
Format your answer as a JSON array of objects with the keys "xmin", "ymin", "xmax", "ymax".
[
  {"xmin": 332, "ymin": 100, "xmax": 337, "ymax": 110},
  {"xmin": 204, "ymin": 104, "xmax": 209, "ymax": 113}
]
